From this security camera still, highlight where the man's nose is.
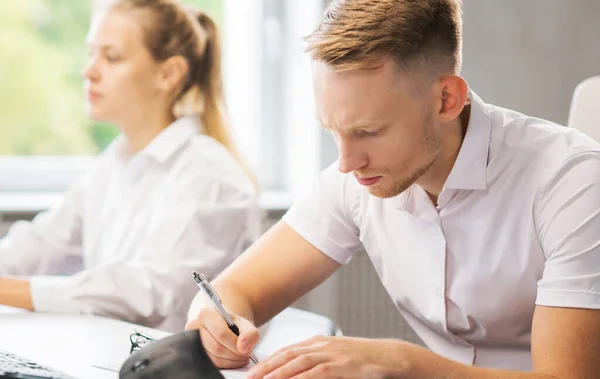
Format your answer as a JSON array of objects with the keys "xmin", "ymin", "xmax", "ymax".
[{"xmin": 337, "ymin": 139, "xmax": 367, "ymax": 174}]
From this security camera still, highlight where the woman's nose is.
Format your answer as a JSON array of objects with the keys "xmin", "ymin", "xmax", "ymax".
[{"xmin": 81, "ymin": 59, "xmax": 100, "ymax": 81}]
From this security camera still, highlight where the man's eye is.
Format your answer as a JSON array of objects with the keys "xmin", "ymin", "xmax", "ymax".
[{"xmin": 356, "ymin": 130, "xmax": 378, "ymax": 138}]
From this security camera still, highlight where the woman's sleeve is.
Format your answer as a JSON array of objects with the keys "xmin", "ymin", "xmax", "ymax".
[{"xmin": 29, "ymin": 173, "xmax": 259, "ymax": 330}]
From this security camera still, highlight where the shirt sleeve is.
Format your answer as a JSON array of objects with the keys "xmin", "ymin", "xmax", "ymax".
[
  {"xmin": 30, "ymin": 174, "xmax": 259, "ymax": 331},
  {"xmin": 534, "ymin": 151, "xmax": 600, "ymax": 309},
  {"xmin": 282, "ymin": 162, "xmax": 363, "ymax": 265},
  {"xmin": 0, "ymin": 175, "xmax": 87, "ymax": 276}
]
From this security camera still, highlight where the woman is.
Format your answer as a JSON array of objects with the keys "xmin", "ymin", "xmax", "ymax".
[{"xmin": 0, "ymin": 0, "xmax": 259, "ymax": 332}]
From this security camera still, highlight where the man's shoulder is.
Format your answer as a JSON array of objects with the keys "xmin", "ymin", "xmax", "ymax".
[{"xmin": 487, "ymin": 104, "xmax": 600, "ymax": 178}]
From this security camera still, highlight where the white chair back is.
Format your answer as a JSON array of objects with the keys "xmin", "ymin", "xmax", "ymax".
[{"xmin": 568, "ymin": 76, "xmax": 600, "ymax": 142}]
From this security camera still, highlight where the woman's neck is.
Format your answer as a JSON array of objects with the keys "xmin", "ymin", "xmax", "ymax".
[{"xmin": 117, "ymin": 110, "xmax": 175, "ymax": 154}]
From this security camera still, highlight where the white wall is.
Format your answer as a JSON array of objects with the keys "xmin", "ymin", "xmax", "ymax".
[{"xmin": 461, "ymin": 0, "xmax": 600, "ymax": 125}]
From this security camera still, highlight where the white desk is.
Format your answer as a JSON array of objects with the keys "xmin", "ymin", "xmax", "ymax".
[
  {"xmin": 0, "ymin": 306, "xmax": 337, "ymax": 378},
  {"xmin": 0, "ymin": 306, "xmax": 170, "ymax": 378}
]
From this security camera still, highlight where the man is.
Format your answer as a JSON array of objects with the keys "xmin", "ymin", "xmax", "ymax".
[{"xmin": 186, "ymin": 0, "xmax": 600, "ymax": 377}]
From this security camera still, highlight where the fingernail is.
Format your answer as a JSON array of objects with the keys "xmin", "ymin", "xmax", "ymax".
[{"xmin": 240, "ymin": 339, "xmax": 251, "ymax": 353}]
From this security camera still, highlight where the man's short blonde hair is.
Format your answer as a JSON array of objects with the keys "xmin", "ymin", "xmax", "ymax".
[{"xmin": 305, "ymin": 0, "xmax": 463, "ymax": 76}]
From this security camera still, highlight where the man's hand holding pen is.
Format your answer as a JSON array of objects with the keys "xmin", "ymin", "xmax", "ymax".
[
  {"xmin": 186, "ymin": 306, "xmax": 260, "ymax": 369},
  {"xmin": 186, "ymin": 271, "xmax": 260, "ymax": 368}
]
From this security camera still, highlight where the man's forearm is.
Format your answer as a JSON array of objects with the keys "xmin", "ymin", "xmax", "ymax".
[
  {"xmin": 0, "ymin": 277, "xmax": 33, "ymax": 310},
  {"xmin": 396, "ymin": 342, "xmax": 559, "ymax": 379},
  {"xmin": 189, "ymin": 279, "xmax": 257, "ymax": 324},
  {"xmin": 212, "ymin": 280, "xmax": 257, "ymax": 324}
]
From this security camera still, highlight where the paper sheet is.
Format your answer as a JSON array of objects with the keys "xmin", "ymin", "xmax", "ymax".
[
  {"xmin": 220, "ymin": 354, "xmax": 266, "ymax": 379},
  {"xmin": 221, "ymin": 367, "xmax": 251, "ymax": 379}
]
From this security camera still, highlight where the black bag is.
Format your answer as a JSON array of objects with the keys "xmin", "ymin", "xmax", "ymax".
[{"xmin": 119, "ymin": 330, "xmax": 225, "ymax": 379}]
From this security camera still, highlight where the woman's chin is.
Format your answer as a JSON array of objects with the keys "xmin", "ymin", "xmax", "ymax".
[{"xmin": 85, "ymin": 107, "xmax": 109, "ymax": 123}]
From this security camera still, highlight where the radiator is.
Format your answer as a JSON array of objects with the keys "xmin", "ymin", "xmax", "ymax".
[{"xmin": 294, "ymin": 252, "xmax": 422, "ymax": 344}]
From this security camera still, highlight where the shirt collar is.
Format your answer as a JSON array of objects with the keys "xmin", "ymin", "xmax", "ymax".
[
  {"xmin": 110, "ymin": 115, "xmax": 200, "ymax": 165},
  {"xmin": 143, "ymin": 115, "xmax": 199, "ymax": 163},
  {"xmin": 441, "ymin": 89, "xmax": 492, "ymax": 191}
]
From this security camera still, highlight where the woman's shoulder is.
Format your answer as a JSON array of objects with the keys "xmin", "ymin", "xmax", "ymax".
[{"xmin": 175, "ymin": 134, "xmax": 256, "ymax": 197}]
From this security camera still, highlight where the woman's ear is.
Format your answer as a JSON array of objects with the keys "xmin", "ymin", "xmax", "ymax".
[
  {"xmin": 437, "ymin": 75, "xmax": 469, "ymax": 123},
  {"xmin": 157, "ymin": 55, "xmax": 189, "ymax": 93}
]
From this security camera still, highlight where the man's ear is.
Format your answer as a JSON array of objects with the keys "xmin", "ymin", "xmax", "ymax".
[
  {"xmin": 156, "ymin": 55, "xmax": 189, "ymax": 93},
  {"xmin": 437, "ymin": 75, "xmax": 469, "ymax": 123}
]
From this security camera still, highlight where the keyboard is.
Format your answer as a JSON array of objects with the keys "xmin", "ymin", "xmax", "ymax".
[{"xmin": 0, "ymin": 350, "xmax": 75, "ymax": 379}]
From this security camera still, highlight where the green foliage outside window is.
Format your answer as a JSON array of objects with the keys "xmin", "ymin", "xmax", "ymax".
[{"xmin": 0, "ymin": 0, "xmax": 223, "ymax": 155}]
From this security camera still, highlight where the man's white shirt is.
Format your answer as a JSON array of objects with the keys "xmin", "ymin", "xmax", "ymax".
[
  {"xmin": 0, "ymin": 115, "xmax": 259, "ymax": 332},
  {"xmin": 283, "ymin": 91, "xmax": 600, "ymax": 370}
]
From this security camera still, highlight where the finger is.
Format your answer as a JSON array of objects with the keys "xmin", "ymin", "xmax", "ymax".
[
  {"xmin": 184, "ymin": 313, "xmax": 202, "ymax": 331},
  {"xmin": 231, "ymin": 314, "xmax": 260, "ymax": 354},
  {"xmin": 255, "ymin": 353, "xmax": 327, "ymax": 379},
  {"xmin": 199, "ymin": 327, "xmax": 249, "ymax": 362},
  {"xmin": 205, "ymin": 348, "xmax": 250, "ymax": 370},
  {"xmin": 290, "ymin": 361, "xmax": 346, "ymax": 379},
  {"xmin": 247, "ymin": 346, "xmax": 319, "ymax": 379},
  {"xmin": 201, "ymin": 319, "xmax": 249, "ymax": 360},
  {"xmin": 206, "ymin": 352, "xmax": 250, "ymax": 369},
  {"xmin": 257, "ymin": 335, "xmax": 324, "ymax": 369},
  {"xmin": 184, "ymin": 306, "xmax": 217, "ymax": 331},
  {"xmin": 188, "ymin": 308, "xmax": 249, "ymax": 361},
  {"xmin": 184, "ymin": 308, "xmax": 260, "ymax": 362}
]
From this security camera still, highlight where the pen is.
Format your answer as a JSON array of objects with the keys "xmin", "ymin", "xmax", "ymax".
[{"xmin": 192, "ymin": 271, "xmax": 259, "ymax": 365}]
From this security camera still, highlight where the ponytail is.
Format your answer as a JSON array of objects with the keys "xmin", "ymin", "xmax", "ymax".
[{"xmin": 176, "ymin": 10, "xmax": 257, "ymax": 188}]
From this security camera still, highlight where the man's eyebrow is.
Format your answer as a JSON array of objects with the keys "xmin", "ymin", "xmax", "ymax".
[
  {"xmin": 348, "ymin": 120, "xmax": 382, "ymax": 130},
  {"xmin": 318, "ymin": 118, "xmax": 383, "ymax": 132}
]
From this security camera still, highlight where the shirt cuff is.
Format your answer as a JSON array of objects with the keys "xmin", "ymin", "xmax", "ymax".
[
  {"xmin": 30, "ymin": 276, "xmax": 83, "ymax": 314},
  {"xmin": 282, "ymin": 211, "xmax": 354, "ymax": 265},
  {"xmin": 536, "ymin": 288, "xmax": 600, "ymax": 310}
]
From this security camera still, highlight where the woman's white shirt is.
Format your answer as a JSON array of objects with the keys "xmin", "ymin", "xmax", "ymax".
[{"xmin": 0, "ymin": 115, "xmax": 259, "ymax": 332}]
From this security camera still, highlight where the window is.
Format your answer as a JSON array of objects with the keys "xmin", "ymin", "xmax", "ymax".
[
  {"xmin": 224, "ymin": 0, "xmax": 325, "ymax": 194},
  {"xmin": 0, "ymin": 1, "xmax": 222, "ymax": 156},
  {"xmin": 0, "ymin": 0, "xmax": 326, "ymax": 198}
]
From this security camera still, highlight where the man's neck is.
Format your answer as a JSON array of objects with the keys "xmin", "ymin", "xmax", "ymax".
[{"xmin": 416, "ymin": 105, "xmax": 471, "ymax": 205}]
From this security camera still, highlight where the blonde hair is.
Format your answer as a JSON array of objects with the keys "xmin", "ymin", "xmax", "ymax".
[
  {"xmin": 305, "ymin": 0, "xmax": 463, "ymax": 76},
  {"xmin": 107, "ymin": 0, "xmax": 256, "ymax": 186}
]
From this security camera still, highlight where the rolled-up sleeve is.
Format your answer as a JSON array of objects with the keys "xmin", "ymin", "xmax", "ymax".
[
  {"xmin": 30, "ymin": 176, "xmax": 259, "ymax": 331},
  {"xmin": 282, "ymin": 163, "xmax": 363, "ymax": 265},
  {"xmin": 535, "ymin": 151, "xmax": 600, "ymax": 309}
]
